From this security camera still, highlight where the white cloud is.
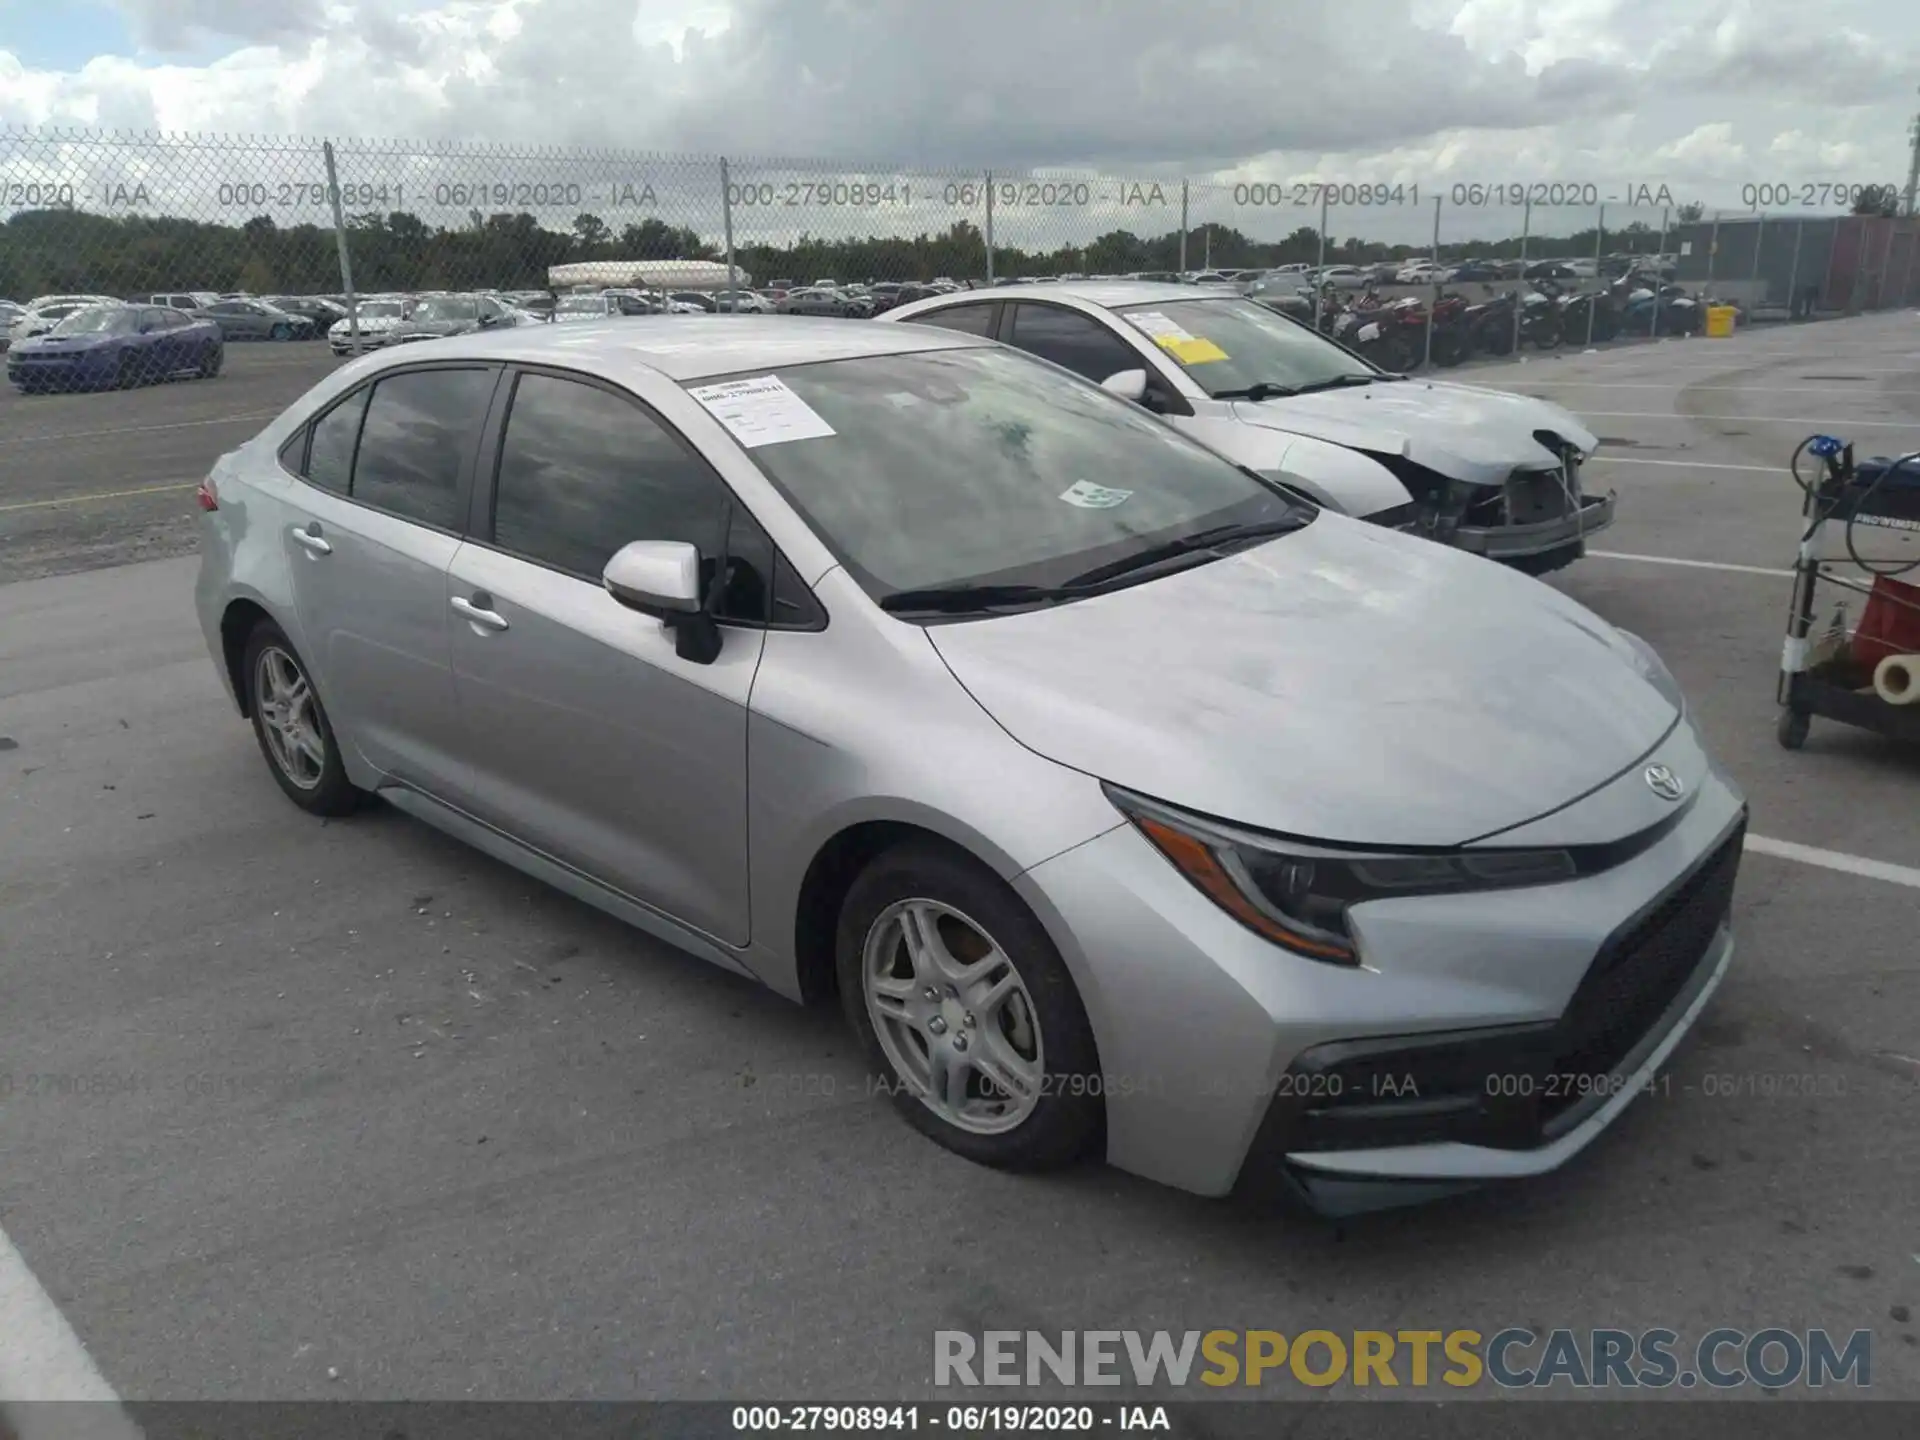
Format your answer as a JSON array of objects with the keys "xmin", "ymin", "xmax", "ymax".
[{"xmin": 2, "ymin": 0, "xmax": 1915, "ymax": 249}]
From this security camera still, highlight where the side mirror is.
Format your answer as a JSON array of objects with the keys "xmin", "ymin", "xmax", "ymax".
[
  {"xmin": 603, "ymin": 540, "xmax": 720, "ymax": 663},
  {"xmin": 1100, "ymin": 368, "xmax": 1149, "ymax": 403}
]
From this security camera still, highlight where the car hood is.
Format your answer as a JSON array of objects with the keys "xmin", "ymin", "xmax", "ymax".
[
  {"xmin": 927, "ymin": 515, "xmax": 1677, "ymax": 847},
  {"xmin": 389, "ymin": 319, "xmax": 474, "ymax": 337},
  {"xmin": 1230, "ymin": 379, "xmax": 1600, "ymax": 488},
  {"xmin": 16, "ymin": 332, "xmax": 117, "ymax": 350}
]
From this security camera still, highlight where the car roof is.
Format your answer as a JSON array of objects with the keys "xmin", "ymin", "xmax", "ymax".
[
  {"xmin": 361, "ymin": 314, "xmax": 992, "ymax": 381},
  {"xmin": 904, "ymin": 279, "xmax": 1207, "ymax": 309}
]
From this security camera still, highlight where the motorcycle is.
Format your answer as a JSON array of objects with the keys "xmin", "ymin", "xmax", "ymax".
[
  {"xmin": 1535, "ymin": 279, "xmax": 1620, "ymax": 345},
  {"xmin": 1613, "ymin": 269, "xmax": 1702, "ymax": 335}
]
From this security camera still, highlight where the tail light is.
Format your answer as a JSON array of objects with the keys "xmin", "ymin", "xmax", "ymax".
[{"xmin": 196, "ymin": 477, "xmax": 218, "ymax": 511}]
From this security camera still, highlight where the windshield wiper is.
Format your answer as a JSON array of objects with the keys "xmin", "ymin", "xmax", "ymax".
[
  {"xmin": 1058, "ymin": 517, "xmax": 1309, "ymax": 589},
  {"xmin": 1290, "ymin": 373, "xmax": 1386, "ymax": 394},
  {"xmin": 878, "ymin": 583, "xmax": 1079, "ymax": 615},
  {"xmin": 1211, "ymin": 380, "xmax": 1300, "ymax": 401}
]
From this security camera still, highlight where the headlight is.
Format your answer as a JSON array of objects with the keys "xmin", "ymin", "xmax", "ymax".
[{"xmin": 1106, "ymin": 786, "xmax": 1576, "ymax": 966}]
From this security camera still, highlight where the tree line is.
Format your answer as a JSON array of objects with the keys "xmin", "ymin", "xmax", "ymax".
[{"xmin": 0, "ymin": 203, "xmax": 1701, "ymax": 301}]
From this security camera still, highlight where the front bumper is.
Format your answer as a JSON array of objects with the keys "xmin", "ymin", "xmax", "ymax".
[
  {"xmin": 1013, "ymin": 718, "xmax": 1744, "ymax": 1207},
  {"xmin": 1453, "ymin": 491, "xmax": 1616, "ymax": 559}
]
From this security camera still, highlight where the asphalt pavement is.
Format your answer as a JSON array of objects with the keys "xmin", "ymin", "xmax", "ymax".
[{"xmin": 0, "ymin": 314, "xmax": 1917, "ymax": 1414}]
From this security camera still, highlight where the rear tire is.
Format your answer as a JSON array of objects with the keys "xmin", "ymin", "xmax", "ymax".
[
  {"xmin": 198, "ymin": 345, "xmax": 222, "ymax": 378},
  {"xmin": 241, "ymin": 620, "xmax": 363, "ymax": 817},
  {"xmin": 270, "ymin": 322, "xmax": 291, "ymax": 342},
  {"xmin": 837, "ymin": 841, "xmax": 1103, "ymax": 1173},
  {"xmin": 116, "ymin": 353, "xmax": 138, "ymax": 389}
]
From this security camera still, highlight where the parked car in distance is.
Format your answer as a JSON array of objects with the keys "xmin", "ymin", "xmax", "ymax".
[
  {"xmin": 328, "ymin": 298, "xmax": 412, "ymax": 355},
  {"xmin": 7, "ymin": 302, "xmax": 222, "ymax": 392},
  {"xmin": 1315, "ymin": 266, "xmax": 1372, "ymax": 289},
  {"xmin": 882, "ymin": 280, "xmax": 1614, "ymax": 573},
  {"xmin": 384, "ymin": 293, "xmax": 526, "ymax": 344},
  {"xmin": 779, "ymin": 287, "xmax": 863, "ymax": 318},
  {"xmin": 196, "ymin": 316, "xmax": 1743, "ymax": 1216},
  {"xmin": 268, "ymin": 296, "xmax": 350, "ymax": 328},
  {"xmin": 127, "ymin": 291, "xmax": 222, "ymax": 312},
  {"xmin": 200, "ymin": 298, "xmax": 319, "ymax": 342},
  {"xmin": 1523, "ymin": 261, "xmax": 1579, "ymax": 282},
  {"xmin": 1447, "ymin": 260, "xmax": 1502, "ymax": 282},
  {"xmin": 9, "ymin": 294, "xmax": 123, "ymax": 347},
  {"xmin": 552, "ymin": 293, "xmax": 653, "ymax": 322}
]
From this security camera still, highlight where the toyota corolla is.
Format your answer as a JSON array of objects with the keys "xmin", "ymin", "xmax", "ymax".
[{"xmin": 194, "ymin": 318, "xmax": 1743, "ymax": 1213}]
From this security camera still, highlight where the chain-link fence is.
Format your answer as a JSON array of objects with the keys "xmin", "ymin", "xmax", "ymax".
[{"xmin": 5, "ymin": 122, "xmax": 1920, "ymax": 392}]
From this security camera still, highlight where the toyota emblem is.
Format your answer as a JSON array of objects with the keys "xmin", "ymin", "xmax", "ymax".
[{"xmin": 1644, "ymin": 764, "xmax": 1685, "ymax": 801}]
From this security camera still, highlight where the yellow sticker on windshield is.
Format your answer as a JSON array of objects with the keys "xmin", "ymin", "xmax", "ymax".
[{"xmin": 1159, "ymin": 336, "xmax": 1228, "ymax": 365}]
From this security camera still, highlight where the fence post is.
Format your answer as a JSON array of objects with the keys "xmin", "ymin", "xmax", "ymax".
[
  {"xmin": 719, "ymin": 157, "xmax": 737, "ymax": 308},
  {"xmin": 1787, "ymin": 218, "xmax": 1805, "ymax": 317},
  {"xmin": 1513, "ymin": 195, "xmax": 1531, "ymax": 355},
  {"xmin": 1424, "ymin": 194, "xmax": 1440, "ymax": 368},
  {"xmin": 1179, "ymin": 180, "xmax": 1189, "ymax": 274},
  {"xmin": 1587, "ymin": 204, "xmax": 1604, "ymax": 346},
  {"xmin": 1751, "ymin": 211, "xmax": 1765, "ymax": 309},
  {"xmin": 322, "ymin": 142, "xmax": 360, "ymax": 352},
  {"xmin": 984, "ymin": 171, "xmax": 994, "ymax": 285},
  {"xmin": 1312, "ymin": 190, "xmax": 1328, "ymax": 332},
  {"xmin": 1705, "ymin": 210, "xmax": 1721, "ymax": 301},
  {"xmin": 1651, "ymin": 206, "xmax": 1668, "ymax": 338},
  {"xmin": 1901, "ymin": 223, "xmax": 1917, "ymax": 306}
]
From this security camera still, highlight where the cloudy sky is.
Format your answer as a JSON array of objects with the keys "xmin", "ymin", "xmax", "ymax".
[{"xmin": 1, "ymin": 0, "xmax": 1916, "ymax": 246}]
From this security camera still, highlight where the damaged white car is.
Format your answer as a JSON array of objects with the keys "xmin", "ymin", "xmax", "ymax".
[{"xmin": 882, "ymin": 281, "xmax": 1614, "ymax": 574}]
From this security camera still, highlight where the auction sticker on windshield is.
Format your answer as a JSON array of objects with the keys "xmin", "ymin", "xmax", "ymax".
[
  {"xmin": 686, "ymin": 374, "xmax": 836, "ymax": 447},
  {"xmin": 1060, "ymin": 480, "xmax": 1134, "ymax": 509},
  {"xmin": 1123, "ymin": 311, "xmax": 1229, "ymax": 365}
]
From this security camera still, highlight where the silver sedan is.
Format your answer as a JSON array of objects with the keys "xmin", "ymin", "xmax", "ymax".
[{"xmin": 194, "ymin": 318, "xmax": 1744, "ymax": 1212}]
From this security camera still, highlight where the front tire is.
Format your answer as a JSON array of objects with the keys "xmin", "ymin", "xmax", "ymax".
[
  {"xmin": 270, "ymin": 322, "xmax": 291, "ymax": 342},
  {"xmin": 242, "ymin": 621, "xmax": 362, "ymax": 816},
  {"xmin": 837, "ymin": 842, "xmax": 1103, "ymax": 1172}
]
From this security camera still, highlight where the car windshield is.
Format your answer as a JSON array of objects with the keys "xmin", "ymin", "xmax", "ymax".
[
  {"xmin": 557, "ymin": 297, "xmax": 609, "ymax": 314},
  {"xmin": 410, "ymin": 297, "xmax": 478, "ymax": 321},
  {"xmin": 1113, "ymin": 298, "xmax": 1380, "ymax": 398},
  {"xmin": 707, "ymin": 346, "xmax": 1309, "ymax": 607},
  {"xmin": 51, "ymin": 307, "xmax": 133, "ymax": 335}
]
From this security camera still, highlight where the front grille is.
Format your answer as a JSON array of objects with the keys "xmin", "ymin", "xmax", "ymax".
[
  {"xmin": 1542, "ymin": 819, "xmax": 1745, "ymax": 1119},
  {"xmin": 1506, "ymin": 467, "xmax": 1576, "ymax": 525},
  {"xmin": 1234, "ymin": 816, "xmax": 1745, "ymax": 1181}
]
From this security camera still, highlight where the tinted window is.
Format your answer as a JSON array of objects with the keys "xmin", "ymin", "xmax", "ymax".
[
  {"xmin": 491, "ymin": 373, "xmax": 727, "ymax": 580},
  {"xmin": 1007, "ymin": 304, "xmax": 1141, "ymax": 383},
  {"xmin": 351, "ymin": 369, "xmax": 492, "ymax": 527},
  {"xmin": 141, "ymin": 309, "xmax": 171, "ymax": 330},
  {"xmin": 716, "ymin": 508, "xmax": 773, "ymax": 625},
  {"xmin": 905, "ymin": 303, "xmax": 996, "ymax": 336},
  {"xmin": 303, "ymin": 387, "xmax": 369, "ymax": 494}
]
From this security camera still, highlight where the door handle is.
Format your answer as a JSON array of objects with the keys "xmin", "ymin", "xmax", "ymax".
[
  {"xmin": 451, "ymin": 594, "xmax": 509, "ymax": 632},
  {"xmin": 290, "ymin": 524, "xmax": 331, "ymax": 555}
]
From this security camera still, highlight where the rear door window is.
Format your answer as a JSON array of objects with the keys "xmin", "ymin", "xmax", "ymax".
[{"xmin": 349, "ymin": 368, "xmax": 495, "ymax": 529}]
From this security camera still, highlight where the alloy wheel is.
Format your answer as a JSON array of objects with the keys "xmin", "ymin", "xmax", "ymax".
[
  {"xmin": 861, "ymin": 898, "xmax": 1044, "ymax": 1135},
  {"xmin": 253, "ymin": 645, "xmax": 327, "ymax": 790}
]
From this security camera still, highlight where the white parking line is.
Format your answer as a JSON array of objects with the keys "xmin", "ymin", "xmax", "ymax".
[
  {"xmin": 1587, "ymin": 456, "xmax": 1781, "ymax": 472},
  {"xmin": 1587, "ymin": 550, "xmax": 1791, "ymax": 577},
  {"xmin": 0, "ymin": 1224, "xmax": 141, "ymax": 1434},
  {"xmin": 0, "ymin": 413, "xmax": 275, "ymax": 448},
  {"xmin": 1518, "ymin": 382, "xmax": 1920, "ymax": 396},
  {"xmin": 1576, "ymin": 411, "xmax": 1920, "ymax": 429},
  {"xmin": 1746, "ymin": 834, "xmax": 1920, "ymax": 892}
]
